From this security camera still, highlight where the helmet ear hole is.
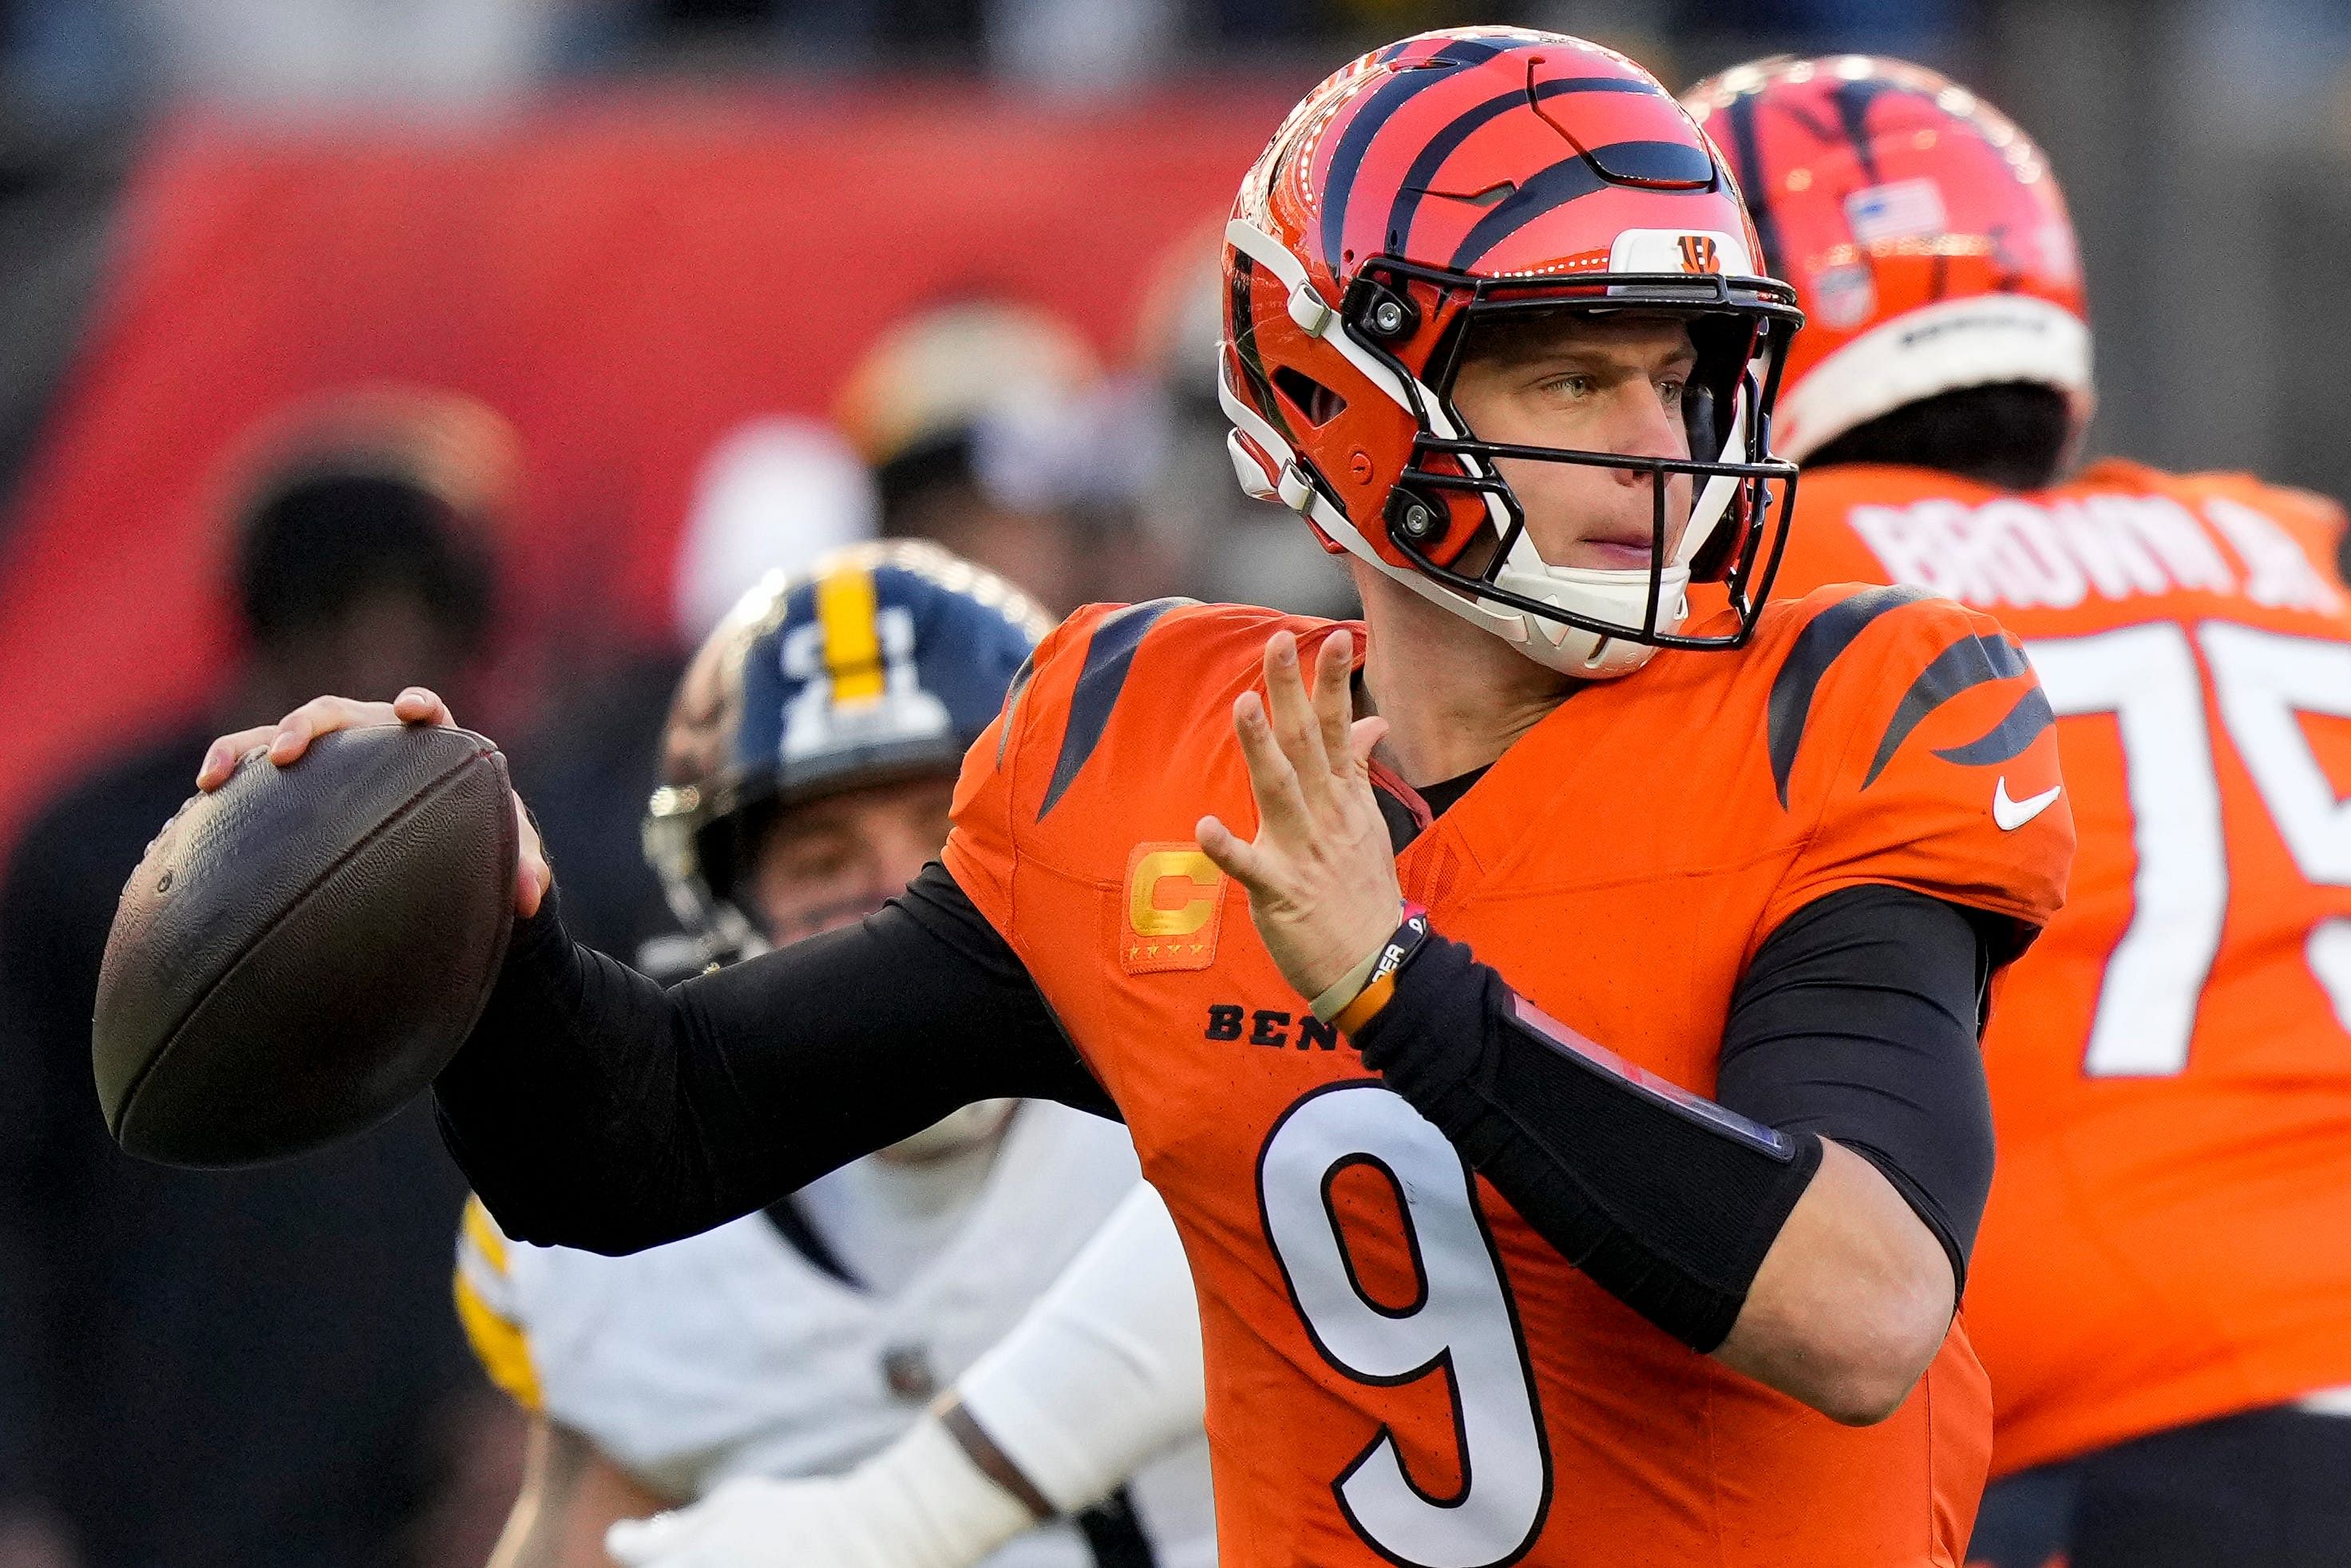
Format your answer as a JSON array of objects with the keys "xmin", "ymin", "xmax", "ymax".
[{"xmin": 1270, "ymin": 366, "xmax": 1349, "ymax": 428}]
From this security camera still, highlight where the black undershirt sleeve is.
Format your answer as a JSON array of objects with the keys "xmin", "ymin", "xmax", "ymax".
[
  {"xmin": 433, "ymin": 860, "xmax": 1106, "ymax": 1256},
  {"xmin": 1353, "ymin": 882, "xmax": 1999, "ymax": 1352},
  {"xmin": 1713, "ymin": 883, "xmax": 2001, "ymax": 1296}
]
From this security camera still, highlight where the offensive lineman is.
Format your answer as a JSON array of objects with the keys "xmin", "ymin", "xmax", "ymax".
[
  {"xmin": 454, "ymin": 543, "xmax": 1213, "ymax": 1566},
  {"xmin": 200, "ymin": 30, "xmax": 2071, "ymax": 1566},
  {"xmin": 1680, "ymin": 56, "xmax": 2351, "ymax": 1566}
]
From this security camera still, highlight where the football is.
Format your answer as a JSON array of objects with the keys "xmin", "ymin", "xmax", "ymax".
[{"xmin": 92, "ymin": 723, "xmax": 520, "ymax": 1167}]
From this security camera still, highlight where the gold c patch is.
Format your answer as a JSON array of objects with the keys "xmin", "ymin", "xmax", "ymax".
[{"xmin": 1121, "ymin": 843, "xmax": 1225, "ymax": 973}]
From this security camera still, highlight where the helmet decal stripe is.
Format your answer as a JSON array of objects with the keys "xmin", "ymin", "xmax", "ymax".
[
  {"xmin": 1383, "ymin": 76, "xmax": 1663, "ymax": 257},
  {"xmin": 1767, "ymin": 584, "xmax": 1934, "ymax": 806},
  {"xmin": 814, "ymin": 564, "xmax": 887, "ymax": 704},
  {"xmin": 1717, "ymin": 91, "xmax": 1783, "ymax": 279},
  {"xmin": 1318, "ymin": 35, "xmax": 1519, "ymax": 271},
  {"xmin": 1830, "ymin": 77, "xmax": 1901, "ymax": 184},
  {"xmin": 1226, "ymin": 250, "xmax": 1295, "ymax": 443},
  {"xmin": 1862, "ymin": 632, "xmax": 2029, "ymax": 787},
  {"xmin": 1039, "ymin": 598, "xmax": 1194, "ymax": 818},
  {"xmin": 1447, "ymin": 140, "xmax": 1715, "ymax": 270}
]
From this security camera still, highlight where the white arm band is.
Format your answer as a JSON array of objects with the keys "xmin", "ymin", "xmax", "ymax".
[{"xmin": 952, "ymin": 1182, "xmax": 1206, "ymax": 1515}]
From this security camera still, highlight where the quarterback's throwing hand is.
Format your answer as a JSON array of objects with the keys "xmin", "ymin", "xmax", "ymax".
[
  {"xmin": 193, "ymin": 687, "xmax": 551, "ymax": 918},
  {"xmin": 1197, "ymin": 629, "xmax": 1402, "ymax": 1003}
]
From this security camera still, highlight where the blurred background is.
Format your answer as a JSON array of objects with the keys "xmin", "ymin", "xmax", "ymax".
[{"xmin": 0, "ymin": 1, "xmax": 2346, "ymax": 1565}]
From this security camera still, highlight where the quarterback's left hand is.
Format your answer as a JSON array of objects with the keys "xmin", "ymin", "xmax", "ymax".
[{"xmin": 1198, "ymin": 629, "xmax": 1402, "ymax": 1003}]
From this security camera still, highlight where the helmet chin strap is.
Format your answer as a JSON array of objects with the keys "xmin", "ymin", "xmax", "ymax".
[{"xmin": 1490, "ymin": 547, "xmax": 1694, "ymax": 675}]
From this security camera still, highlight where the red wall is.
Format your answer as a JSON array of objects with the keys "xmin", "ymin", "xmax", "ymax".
[{"xmin": 0, "ymin": 83, "xmax": 1288, "ymax": 847}]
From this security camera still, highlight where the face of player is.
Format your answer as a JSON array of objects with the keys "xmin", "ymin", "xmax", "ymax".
[
  {"xmin": 744, "ymin": 772, "xmax": 957, "ymax": 948},
  {"xmin": 744, "ymin": 770, "xmax": 1015, "ymax": 1165},
  {"xmin": 1449, "ymin": 312, "xmax": 1697, "ymax": 572}
]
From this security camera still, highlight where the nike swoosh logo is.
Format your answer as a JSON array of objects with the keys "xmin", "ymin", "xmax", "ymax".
[{"xmin": 1993, "ymin": 777, "xmax": 2062, "ymax": 830}]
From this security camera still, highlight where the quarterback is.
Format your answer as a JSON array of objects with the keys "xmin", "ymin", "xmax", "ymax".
[
  {"xmin": 203, "ymin": 30, "xmax": 2070, "ymax": 1566},
  {"xmin": 1681, "ymin": 56, "xmax": 2351, "ymax": 1565}
]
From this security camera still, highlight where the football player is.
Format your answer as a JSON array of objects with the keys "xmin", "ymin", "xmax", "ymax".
[
  {"xmin": 599, "ymin": 1178, "xmax": 1209, "ymax": 1567},
  {"xmin": 201, "ymin": 29, "xmax": 2072, "ymax": 1565},
  {"xmin": 454, "ymin": 542, "xmax": 1214, "ymax": 1567},
  {"xmin": 1680, "ymin": 56, "xmax": 2351, "ymax": 1567}
]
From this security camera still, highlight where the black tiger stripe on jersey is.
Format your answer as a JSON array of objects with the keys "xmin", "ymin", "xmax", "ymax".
[
  {"xmin": 995, "ymin": 649, "xmax": 1039, "ymax": 769},
  {"xmin": 1933, "ymin": 686, "xmax": 2057, "ymax": 769},
  {"xmin": 1039, "ymin": 600, "xmax": 1192, "ymax": 818},
  {"xmin": 1767, "ymin": 584, "xmax": 1935, "ymax": 806},
  {"xmin": 1863, "ymin": 633, "xmax": 2031, "ymax": 788}
]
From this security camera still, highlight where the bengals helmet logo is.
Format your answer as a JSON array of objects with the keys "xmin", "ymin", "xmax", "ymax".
[{"xmin": 1677, "ymin": 234, "xmax": 1721, "ymax": 274}]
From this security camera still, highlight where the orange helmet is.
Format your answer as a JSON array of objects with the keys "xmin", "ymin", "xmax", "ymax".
[
  {"xmin": 1680, "ymin": 55, "xmax": 2093, "ymax": 463},
  {"xmin": 1221, "ymin": 27, "xmax": 1802, "ymax": 678}
]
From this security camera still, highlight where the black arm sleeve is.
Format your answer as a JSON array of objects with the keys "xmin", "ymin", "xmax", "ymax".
[
  {"xmin": 433, "ymin": 861, "xmax": 1109, "ymax": 1255},
  {"xmin": 1714, "ymin": 883, "xmax": 1999, "ymax": 1297},
  {"xmin": 1353, "ymin": 883, "xmax": 1997, "ymax": 1352}
]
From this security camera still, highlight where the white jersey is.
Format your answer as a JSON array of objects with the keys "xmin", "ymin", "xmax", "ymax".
[{"xmin": 457, "ymin": 1100, "xmax": 1217, "ymax": 1568}]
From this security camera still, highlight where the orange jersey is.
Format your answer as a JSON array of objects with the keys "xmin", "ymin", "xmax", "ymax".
[
  {"xmin": 1775, "ymin": 458, "xmax": 2351, "ymax": 1477},
  {"xmin": 944, "ymin": 588, "xmax": 2069, "ymax": 1567}
]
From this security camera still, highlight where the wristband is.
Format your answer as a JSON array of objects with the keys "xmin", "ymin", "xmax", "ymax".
[
  {"xmin": 1333, "ymin": 907, "xmax": 1432, "ymax": 1035},
  {"xmin": 1308, "ymin": 946, "xmax": 1386, "ymax": 1023},
  {"xmin": 940, "ymin": 1401, "xmax": 1055, "ymax": 1519}
]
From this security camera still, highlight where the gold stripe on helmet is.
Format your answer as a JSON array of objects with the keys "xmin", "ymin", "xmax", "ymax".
[{"xmin": 815, "ymin": 564, "xmax": 886, "ymax": 705}]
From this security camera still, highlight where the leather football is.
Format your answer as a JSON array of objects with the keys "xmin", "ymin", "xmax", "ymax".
[{"xmin": 93, "ymin": 723, "xmax": 518, "ymax": 1166}]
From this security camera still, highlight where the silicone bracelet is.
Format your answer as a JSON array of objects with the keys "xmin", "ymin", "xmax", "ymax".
[{"xmin": 1334, "ymin": 907, "xmax": 1431, "ymax": 1035}]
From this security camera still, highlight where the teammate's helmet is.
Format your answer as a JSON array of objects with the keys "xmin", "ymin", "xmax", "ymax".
[
  {"xmin": 644, "ymin": 540, "xmax": 1051, "ymax": 967},
  {"xmin": 1680, "ymin": 56, "xmax": 2093, "ymax": 464},
  {"xmin": 1221, "ymin": 27, "xmax": 1803, "ymax": 678}
]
